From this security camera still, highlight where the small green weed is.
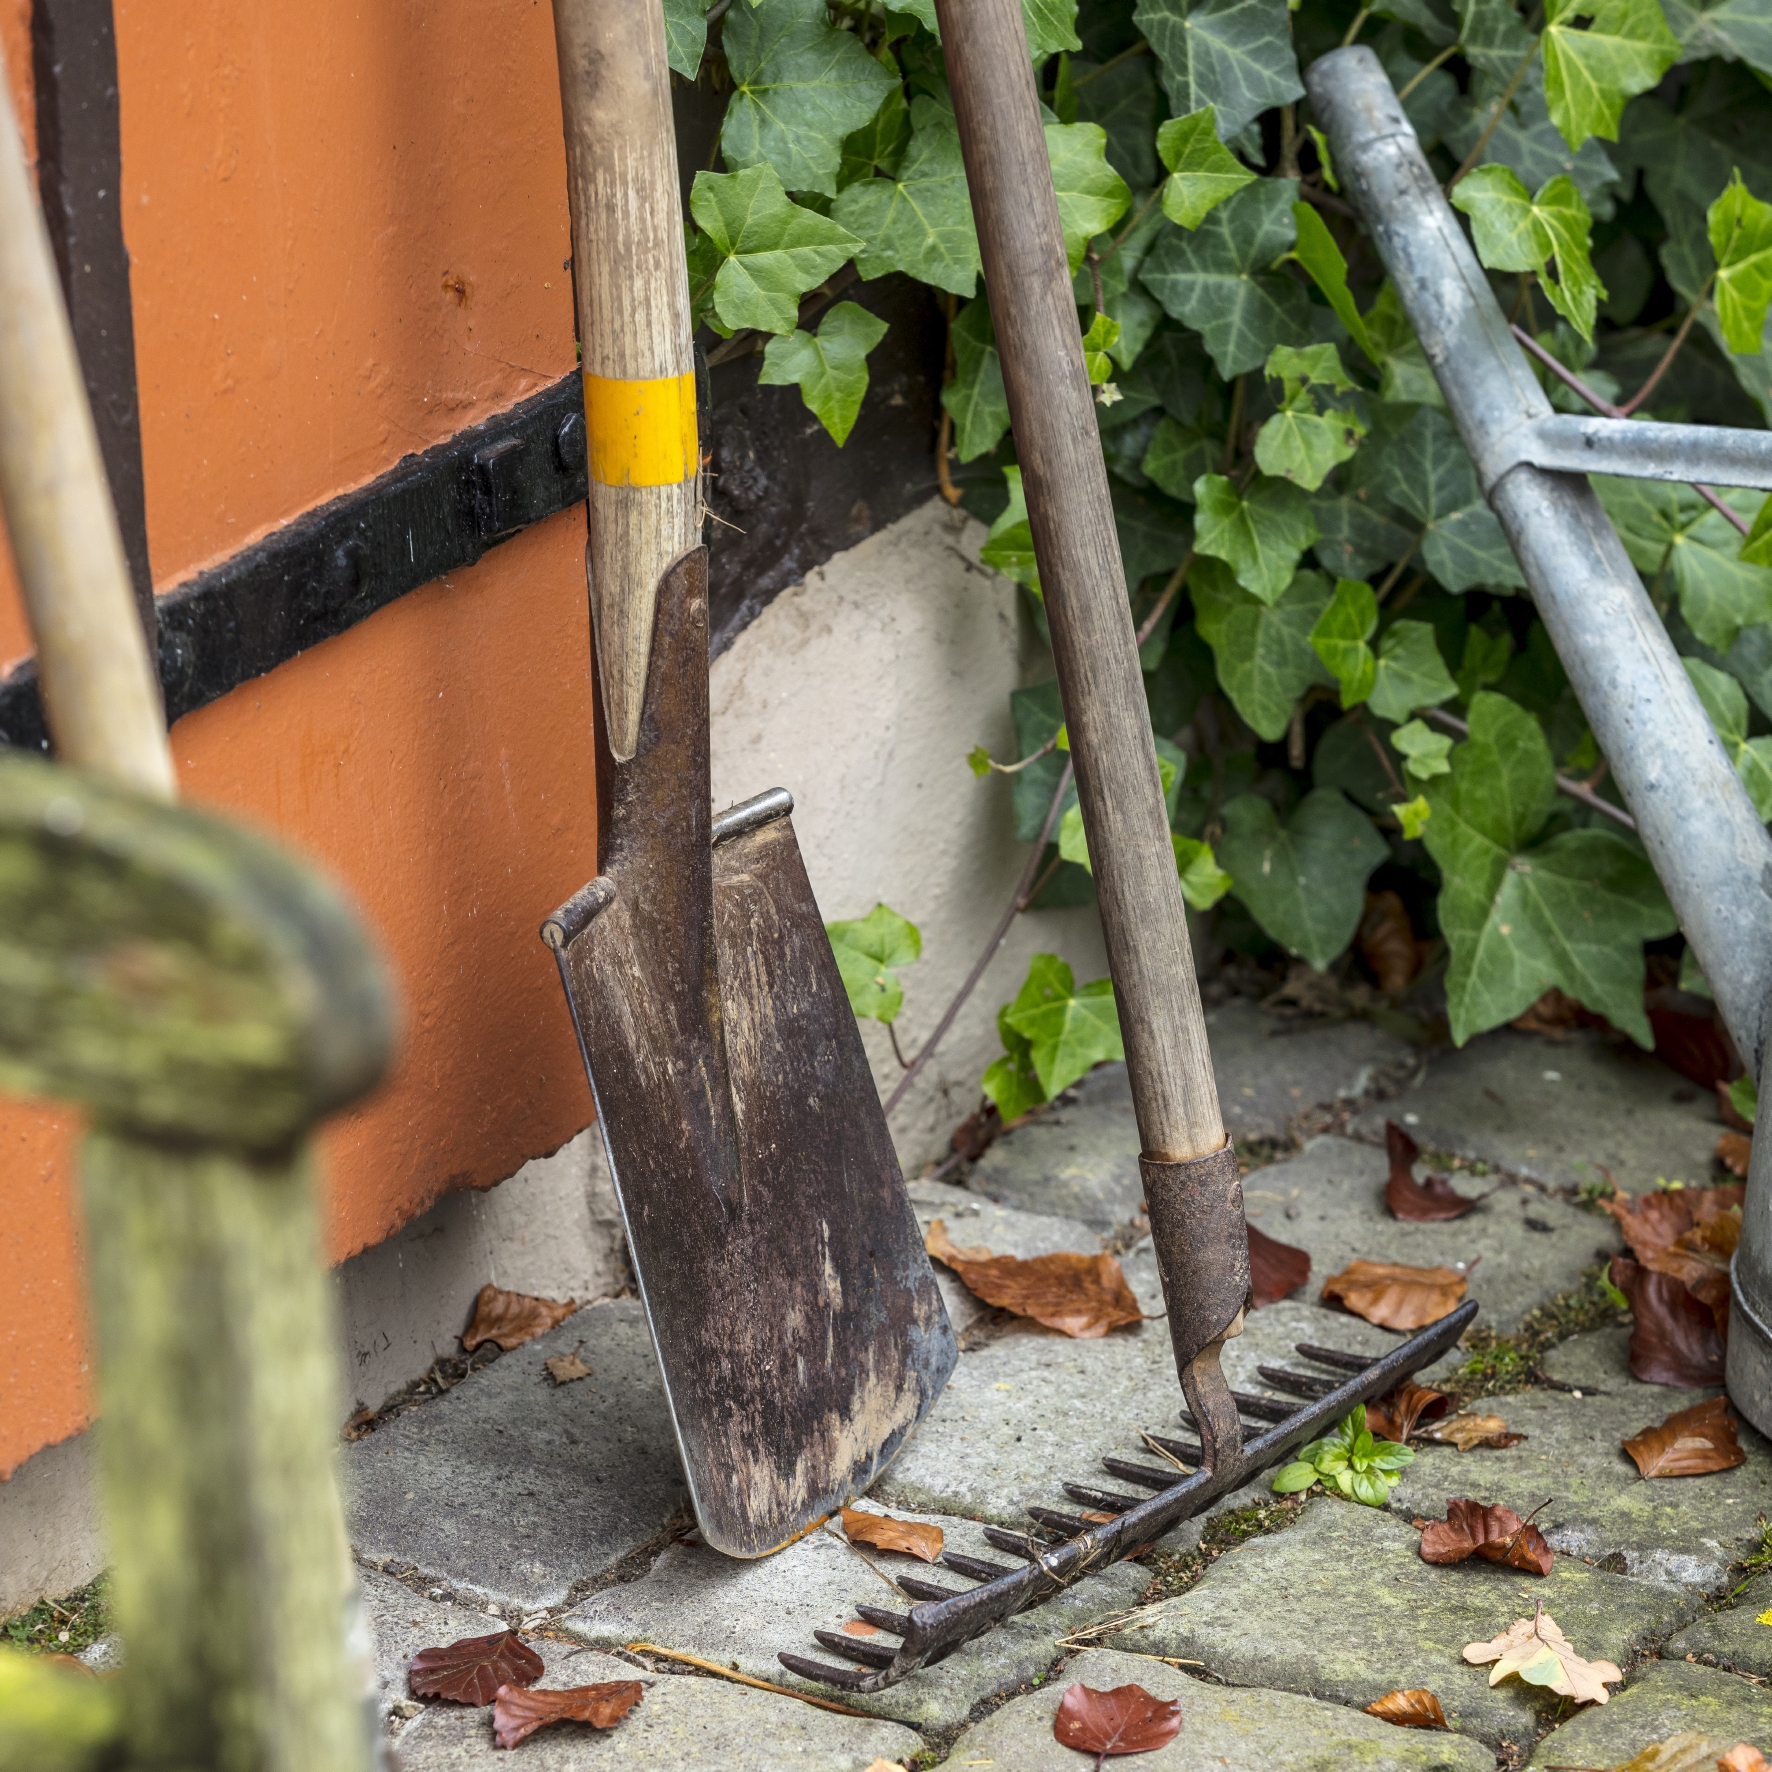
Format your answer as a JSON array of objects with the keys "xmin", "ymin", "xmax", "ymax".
[
  {"xmin": 1, "ymin": 1575, "xmax": 111, "ymax": 1656},
  {"xmin": 1272, "ymin": 1405, "xmax": 1412, "ymax": 1505},
  {"xmin": 1440, "ymin": 1266, "xmax": 1628, "ymax": 1404}
]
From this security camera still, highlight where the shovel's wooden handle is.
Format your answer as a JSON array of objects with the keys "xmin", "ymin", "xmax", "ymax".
[
  {"xmin": 551, "ymin": 0, "xmax": 701, "ymax": 764},
  {"xmin": 935, "ymin": 0, "xmax": 1222, "ymax": 1167},
  {"xmin": 0, "ymin": 48, "xmax": 173, "ymax": 798}
]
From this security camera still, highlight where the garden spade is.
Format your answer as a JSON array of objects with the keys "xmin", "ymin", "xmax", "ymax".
[{"xmin": 540, "ymin": 0, "xmax": 955, "ymax": 1560}]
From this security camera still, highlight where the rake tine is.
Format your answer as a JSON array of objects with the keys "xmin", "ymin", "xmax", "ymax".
[
  {"xmin": 943, "ymin": 1551, "xmax": 1022, "ymax": 1582},
  {"xmin": 1180, "ymin": 1390, "xmax": 1295, "ymax": 1427},
  {"xmin": 1027, "ymin": 1506, "xmax": 1094, "ymax": 1537},
  {"xmin": 1060, "ymin": 1483, "xmax": 1147, "ymax": 1513},
  {"xmin": 1257, "ymin": 1364, "xmax": 1338, "ymax": 1398},
  {"xmin": 1101, "ymin": 1455, "xmax": 1186, "ymax": 1489},
  {"xmin": 983, "ymin": 1525, "xmax": 1053, "ymax": 1558},
  {"xmin": 896, "ymin": 1574, "xmax": 970, "ymax": 1603},
  {"xmin": 776, "ymin": 1652, "xmax": 877, "ymax": 1690},
  {"xmin": 855, "ymin": 1603, "xmax": 911, "ymax": 1635},
  {"xmin": 1295, "ymin": 1343, "xmax": 1379, "ymax": 1371},
  {"xmin": 812, "ymin": 1629, "xmax": 897, "ymax": 1668},
  {"xmin": 1143, "ymin": 1433, "xmax": 1203, "ymax": 1464}
]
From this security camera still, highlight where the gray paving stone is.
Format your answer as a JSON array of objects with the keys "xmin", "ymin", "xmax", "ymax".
[
  {"xmin": 358, "ymin": 1564, "xmax": 507, "ymax": 1721},
  {"xmin": 945, "ymin": 1646, "xmax": 1493, "ymax": 1772},
  {"xmin": 968, "ymin": 1003, "xmax": 1413, "ymax": 1226},
  {"xmin": 1392, "ymin": 1331, "xmax": 1772, "ymax": 1590},
  {"xmin": 1524, "ymin": 1659, "xmax": 1771, "ymax": 1768},
  {"xmin": 559, "ymin": 1500, "xmax": 1145, "ymax": 1729},
  {"xmin": 342, "ymin": 1301, "xmax": 690, "ymax": 1612},
  {"xmin": 1104, "ymin": 1498, "xmax": 1697, "ymax": 1751},
  {"xmin": 1351, "ymin": 1029, "xmax": 1719, "ymax": 1192},
  {"xmin": 1237, "ymin": 1136, "xmax": 1621, "ymax": 1334},
  {"xmin": 1666, "ymin": 1574, "xmax": 1772, "ymax": 1677},
  {"xmin": 906, "ymin": 1180, "xmax": 1103, "ymax": 1332},
  {"xmin": 392, "ymin": 1631, "xmax": 922, "ymax": 1770}
]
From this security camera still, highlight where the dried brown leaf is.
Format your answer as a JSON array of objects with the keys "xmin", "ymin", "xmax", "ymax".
[
  {"xmin": 1621, "ymin": 1396, "xmax": 1746, "ymax": 1479},
  {"xmin": 1610, "ymin": 1256, "xmax": 1725, "ymax": 1387},
  {"xmin": 1359, "ymin": 891, "xmax": 1421, "ymax": 995},
  {"xmin": 1422, "ymin": 1412, "xmax": 1524, "ymax": 1451},
  {"xmin": 1419, "ymin": 1498, "xmax": 1553, "ymax": 1575},
  {"xmin": 1718, "ymin": 1747, "xmax": 1770, "ymax": 1772},
  {"xmin": 490, "ymin": 1680, "xmax": 644, "ymax": 1748},
  {"xmin": 841, "ymin": 1506, "xmax": 944, "ymax": 1563},
  {"xmin": 544, "ymin": 1351, "xmax": 592, "ymax": 1385},
  {"xmin": 408, "ymin": 1632, "xmax": 544, "ymax": 1706},
  {"xmin": 1647, "ymin": 993, "xmax": 1739, "ymax": 1089},
  {"xmin": 1384, "ymin": 1121, "xmax": 1483, "ymax": 1222},
  {"xmin": 925, "ymin": 1220, "xmax": 1143, "ymax": 1338},
  {"xmin": 1462, "ymin": 1609, "xmax": 1621, "ymax": 1704},
  {"xmin": 1052, "ymin": 1681, "xmax": 1184, "ymax": 1762},
  {"xmin": 1603, "ymin": 1186, "xmax": 1744, "ymax": 1264},
  {"xmin": 1363, "ymin": 1689, "xmax": 1448, "ymax": 1729},
  {"xmin": 1320, "ymin": 1258, "xmax": 1469, "ymax": 1331},
  {"xmin": 1512, "ymin": 986, "xmax": 1597, "ymax": 1036},
  {"xmin": 1366, "ymin": 1378, "xmax": 1452, "ymax": 1444},
  {"xmin": 461, "ymin": 1284, "xmax": 579, "ymax": 1354},
  {"xmin": 1717, "ymin": 1133, "xmax": 1753, "ymax": 1179},
  {"xmin": 1248, "ymin": 1221, "xmax": 1311, "ymax": 1307}
]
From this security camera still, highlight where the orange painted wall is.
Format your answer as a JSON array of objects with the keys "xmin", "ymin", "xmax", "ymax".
[{"xmin": 1, "ymin": 0, "xmax": 605, "ymax": 1477}]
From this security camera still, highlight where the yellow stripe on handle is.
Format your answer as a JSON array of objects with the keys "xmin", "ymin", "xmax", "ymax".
[{"xmin": 584, "ymin": 370, "xmax": 698, "ymax": 487}]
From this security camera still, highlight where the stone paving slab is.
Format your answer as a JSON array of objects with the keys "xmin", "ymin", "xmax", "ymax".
[
  {"xmin": 1667, "ymin": 1574, "xmax": 1772, "ymax": 1676},
  {"xmin": 1391, "ymin": 1330, "xmax": 1772, "ymax": 1591},
  {"xmin": 342, "ymin": 1301, "xmax": 690, "ymax": 1612},
  {"xmin": 559, "ymin": 1500, "xmax": 1145, "ymax": 1730},
  {"xmin": 1106, "ymin": 1499, "xmax": 1698, "ymax": 1750},
  {"xmin": 392, "ymin": 1630, "xmax": 922, "ymax": 1770},
  {"xmin": 1351, "ymin": 1029, "xmax": 1719, "ymax": 1192},
  {"xmin": 945, "ymin": 1647, "xmax": 1493, "ymax": 1772},
  {"xmin": 359, "ymin": 1565, "xmax": 507, "ymax": 1721},
  {"xmin": 906, "ymin": 1179, "xmax": 1103, "ymax": 1332},
  {"xmin": 1524, "ymin": 1659, "xmax": 1770, "ymax": 1768},
  {"xmin": 969, "ymin": 1003, "xmax": 1413, "ymax": 1226}
]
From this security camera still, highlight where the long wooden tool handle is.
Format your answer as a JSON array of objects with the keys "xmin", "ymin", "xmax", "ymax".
[
  {"xmin": 935, "ymin": 0, "xmax": 1220, "ymax": 1165},
  {"xmin": 0, "ymin": 47, "xmax": 173, "ymax": 798},
  {"xmin": 551, "ymin": 0, "xmax": 701, "ymax": 766}
]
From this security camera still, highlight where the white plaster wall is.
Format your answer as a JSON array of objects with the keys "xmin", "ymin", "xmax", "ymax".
[{"xmin": 709, "ymin": 495, "xmax": 1108, "ymax": 1169}]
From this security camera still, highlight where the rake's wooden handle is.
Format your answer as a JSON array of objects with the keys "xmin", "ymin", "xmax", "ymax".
[
  {"xmin": 0, "ymin": 45, "xmax": 173, "ymax": 799},
  {"xmin": 550, "ymin": 0, "xmax": 701, "ymax": 765}
]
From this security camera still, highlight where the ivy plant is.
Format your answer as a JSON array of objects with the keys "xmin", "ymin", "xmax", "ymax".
[{"xmin": 683, "ymin": 0, "xmax": 1772, "ymax": 1114}]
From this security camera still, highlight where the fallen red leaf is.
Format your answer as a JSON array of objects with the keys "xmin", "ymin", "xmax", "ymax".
[
  {"xmin": 841, "ymin": 1506, "xmax": 944, "ymax": 1563},
  {"xmin": 1610, "ymin": 1256, "xmax": 1725, "ymax": 1387},
  {"xmin": 1359, "ymin": 891, "xmax": 1422, "ymax": 994},
  {"xmin": 1321, "ymin": 1259, "xmax": 1469, "ymax": 1331},
  {"xmin": 1248, "ymin": 1221, "xmax": 1311, "ymax": 1307},
  {"xmin": 1719, "ymin": 1747, "xmax": 1769, "ymax": 1772},
  {"xmin": 1052, "ymin": 1681, "xmax": 1183, "ymax": 1766},
  {"xmin": 461, "ymin": 1284, "xmax": 580, "ymax": 1354},
  {"xmin": 1621, "ymin": 1396, "xmax": 1746, "ymax": 1479},
  {"xmin": 1365, "ymin": 1378, "xmax": 1452, "ymax": 1444},
  {"xmin": 1646, "ymin": 988, "xmax": 1739, "ymax": 1089},
  {"xmin": 408, "ymin": 1632, "xmax": 545, "ymax": 1706},
  {"xmin": 925, "ymin": 1220, "xmax": 1143, "ymax": 1338},
  {"xmin": 1419, "ymin": 1498, "xmax": 1553, "ymax": 1575},
  {"xmin": 1717, "ymin": 1133, "xmax": 1752, "ymax": 1179},
  {"xmin": 1363, "ymin": 1689, "xmax": 1448, "ymax": 1729},
  {"xmin": 1384, "ymin": 1121, "xmax": 1482, "ymax": 1222},
  {"xmin": 490, "ymin": 1680, "xmax": 644, "ymax": 1748}
]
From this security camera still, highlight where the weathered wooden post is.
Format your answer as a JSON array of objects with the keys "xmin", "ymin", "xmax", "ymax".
[{"xmin": 0, "ymin": 38, "xmax": 395, "ymax": 1772}]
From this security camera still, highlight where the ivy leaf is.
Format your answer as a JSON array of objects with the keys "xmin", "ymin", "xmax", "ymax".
[
  {"xmin": 1445, "ymin": 70, "xmax": 1626, "ymax": 223},
  {"xmin": 1192, "ymin": 559, "xmax": 1335, "ymax": 740},
  {"xmin": 833, "ymin": 98, "xmax": 981, "ymax": 296},
  {"xmin": 1134, "ymin": 0, "xmax": 1305, "ymax": 143},
  {"xmin": 884, "ymin": 0, "xmax": 1082, "ymax": 57},
  {"xmin": 1393, "ymin": 718, "xmax": 1455, "ymax": 781},
  {"xmin": 1364, "ymin": 280, "xmax": 1448, "ymax": 408},
  {"xmin": 1194, "ymin": 472, "xmax": 1320, "ymax": 603},
  {"xmin": 1077, "ymin": 54, "xmax": 1162, "ymax": 189},
  {"xmin": 1157, "ymin": 106, "xmax": 1256, "ymax": 229},
  {"xmin": 943, "ymin": 298, "xmax": 1011, "ymax": 463},
  {"xmin": 1452, "ymin": 165, "xmax": 1605, "ymax": 340},
  {"xmin": 1046, "ymin": 122, "xmax": 1132, "ymax": 269},
  {"xmin": 663, "ymin": 0, "xmax": 712, "ymax": 79},
  {"xmin": 720, "ymin": 0, "xmax": 900, "ymax": 198},
  {"xmin": 1399, "ymin": 794, "xmax": 1432, "ymax": 838},
  {"xmin": 758, "ymin": 301, "xmax": 890, "ymax": 445},
  {"xmin": 1660, "ymin": 0, "xmax": 1772, "ymax": 77},
  {"xmin": 1141, "ymin": 179, "xmax": 1311, "ymax": 376},
  {"xmin": 1683, "ymin": 657, "xmax": 1772, "ymax": 818},
  {"xmin": 1218, "ymin": 789, "xmax": 1391, "ymax": 970},
  {"xmin": 1597, "ymin": 477, "xmax": 1772, "ymax": 651},
  {"xmin": 1378, "ymin": 406, "xmax": 1526, "ymax": 592},
  {"xmin": 1175, "ymin": 833, "xmax": 1234, "ymax": 909},
  {"xmin": 1082, "ymin": 312, "xmax": 1123, "ymax": 384},
  {"xmin": 1142, "ymin": 415, "xmax": 1219, "ymax": 501},
  {"xmin": 1376, "ymin": 0, "xmax": 1459, "ymax": 46},
  {"xmin": 1311, "ymin": 490, "xmax": 1418, "ymax": 582},
  {"xmin": 1422, "ymin": 693, "xmax": 1676, "ymax": 1045},
  {"xmin": 980, "ymin": 466, "xmax": 1041, "ymax": 591},
  {"xmin": 826, "ymin": 903, "xmax": 922, "ymax": 1024},
  {"xmin": 1370, "ymin": 622, "xmax": 1460, "ymax": 723},
  {"xmin": 1310, "ymin": 576, "xmax": 1379, "ymax": 708},
  {"xmin": 1708, "ymin": 171, "xmax": 1772, "ymax": 354},
  {"xmin": 1455, "ymin": 0, "xmax": 1538, "ymax": 83},
  {"xmin": 983, "ymin": 1005, "xmax": 1047, "ymax": 1121},
  {"xmin": 1746, "ymin": 495, "xmax": 1772, "ymax": 569},
  {"xmin": 1542, "ymin": 0, "xmax": 1679, "ymax": 151},
  {"xmin": 1288, "ymin": 203, "xmax": 1377, "ymax": 363},
  {"xmin": 838, "ymin": 82, "xmax": 913, "ymax": 189},
  {"xmin": 689, "ymin": 165, "xmax": 862, "ymax": 335},
  {"xmin": 1002, "ymin": 953, "xmax": 1124, "ymax": 1098},
  {"xmin": 1254, "ymin": 342, "xmax": 1367, "ymax": 490}
]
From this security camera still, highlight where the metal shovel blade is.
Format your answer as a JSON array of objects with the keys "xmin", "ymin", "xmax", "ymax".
[{"xmin": 542, "ymin": 549, "xmax": 956, "ymax": 1558}]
